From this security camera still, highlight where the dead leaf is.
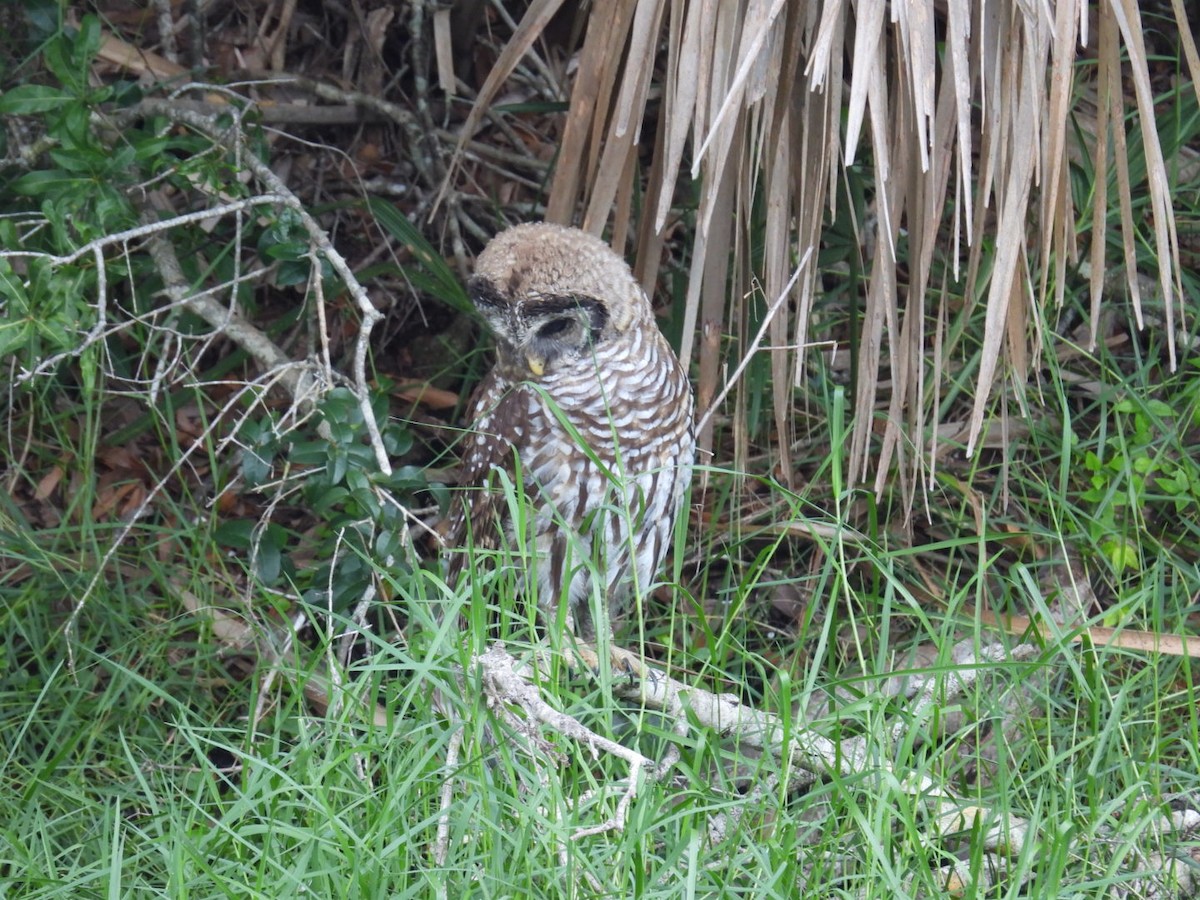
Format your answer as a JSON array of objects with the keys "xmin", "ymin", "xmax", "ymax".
[{"xmin": 35, "ymin": 465, "xmax": 64, "ymax": 501}]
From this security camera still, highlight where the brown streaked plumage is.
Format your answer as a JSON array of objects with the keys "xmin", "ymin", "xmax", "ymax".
[{"xmin": 446, "ymin": 222, "xmax": 694, "ymax": 638}]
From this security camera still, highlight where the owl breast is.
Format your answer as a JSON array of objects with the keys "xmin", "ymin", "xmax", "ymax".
[{"xmin": 484, "ymin": 324, "xmax": 694, "ymax": 637}]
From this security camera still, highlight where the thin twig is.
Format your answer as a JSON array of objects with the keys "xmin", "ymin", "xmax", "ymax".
[
  {"xmin": 695, "ymin": 250, "xmax": 811, "ymax": 437},
  {"xmin": 434, "ymin": 728, "xmax": 463, "ymax": 867}
]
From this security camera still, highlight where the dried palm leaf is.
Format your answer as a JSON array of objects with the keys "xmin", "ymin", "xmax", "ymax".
[{"xmin": 445, "ymin": 0, "xmax": 1198, "ymax": 505}]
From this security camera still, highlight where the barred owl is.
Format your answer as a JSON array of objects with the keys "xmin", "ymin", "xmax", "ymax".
[{"xmin": 447, "ymin": 223, "xmax": 694, "ymax": 639}]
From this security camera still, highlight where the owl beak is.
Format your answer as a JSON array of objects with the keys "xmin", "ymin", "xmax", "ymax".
[{"xmin": 525, "ymin": 353, "xmax": 546, "ymax": 377}]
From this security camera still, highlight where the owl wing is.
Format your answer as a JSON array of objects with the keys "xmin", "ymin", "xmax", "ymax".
[{"xmin": 445, "ymin": 370, "xmax": 531, "ymax": 577}]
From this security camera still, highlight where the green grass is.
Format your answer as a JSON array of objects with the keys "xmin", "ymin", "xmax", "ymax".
[
  {"xmin": 4, "ymin": 371, "xmax": 1200, "ymax": 898},
  {"xmin": 4, "ymin": 263, "xmax": 1200, "ymax": 898},
  {"xmin": 6, "ymin": 319, "xmax": 1200, "ymax": 900}
]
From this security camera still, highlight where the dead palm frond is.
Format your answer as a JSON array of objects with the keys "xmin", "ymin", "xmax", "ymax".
[{"xmin": 444, "ymin": 0, "xmax": 1198, "ymax": 506}]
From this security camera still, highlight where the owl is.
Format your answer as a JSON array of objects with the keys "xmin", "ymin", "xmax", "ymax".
[{"xmin": 447, "ymin": 223, "xmax": 694, "ymax": 639}]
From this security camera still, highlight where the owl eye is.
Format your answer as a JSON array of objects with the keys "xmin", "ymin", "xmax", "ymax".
[{"xmin": 537, "ymin": 318, "xmax": 573, "ymax": 339}]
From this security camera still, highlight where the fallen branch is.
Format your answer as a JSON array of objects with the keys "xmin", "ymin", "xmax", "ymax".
[
  {"xmin": 475, "ymin": 644, "xmax": 655, "ymax": 839},
  {"xmin": 976, "ymin": 607, "xmax": 1200, "ymax": 659},
  {"xmin": 564, "ymin": 638, "xmax": 1044, "ymax": 852}
]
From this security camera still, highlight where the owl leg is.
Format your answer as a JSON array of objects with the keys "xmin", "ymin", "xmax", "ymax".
[{"xmin": 571, "ymin": 598, "xmax": 596, "ymax": 642}]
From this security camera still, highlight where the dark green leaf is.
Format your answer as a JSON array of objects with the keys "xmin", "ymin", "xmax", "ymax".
[
  {"xmin": 241, "ymin": 446, "xmax": 273, "ymax": 485},
  {"xmin": 382, "ymin": 425, "xmax": 414, "ymax": 457},
  {"xmin": 0, "ymin": 84, "xmax": 71, "ymax": 114},
  {"xmin": 275, "ymin": 258, "xmax": 311, "ymax": 287},
  {"xmin": 213, "ymin": 519, "xmax": 255, "ymax": 549},
  {"xmin": 12, "ymin": 169, "xmax": 88, "ymax": 197},
  {"xmin": 364, "ymin": 197, "xmax": 471, "ymax": 314},
  {"xmin": 255, "ymin": 535, "xmax": 283, "ymax": 585},
  {"xmin": 289, "ymin": 441, "xmax": 329, "ymax": 466}
]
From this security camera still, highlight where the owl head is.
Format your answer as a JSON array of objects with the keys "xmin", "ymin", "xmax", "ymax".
[{"xmin": 468, "ymin": 223, "xmax": 650, "ymax": 378}]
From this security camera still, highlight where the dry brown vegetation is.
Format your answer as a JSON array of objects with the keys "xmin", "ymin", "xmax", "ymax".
[
  {"xmin": 7, "ymin": 1, "xmax": 1193, "ymax": 521},
  {"xmin": 441, "ymin": 1, "xmax": 1199, "ymax": 496}
]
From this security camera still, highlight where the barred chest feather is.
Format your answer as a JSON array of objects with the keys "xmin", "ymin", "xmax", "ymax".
[{"xmin": 477, "ymin": 322, "xmax": 694, "ymax": 632}]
